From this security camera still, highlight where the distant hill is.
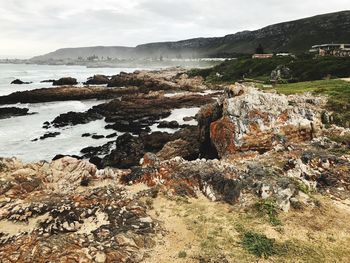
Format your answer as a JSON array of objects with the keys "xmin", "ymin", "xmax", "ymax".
[
  {"xmin": 31, "ymin": 46, "xmax": 135, "ymax": 61},
  {"xmin": 31, "ymin": 10, "xmax": 350, "ymax": 61}
]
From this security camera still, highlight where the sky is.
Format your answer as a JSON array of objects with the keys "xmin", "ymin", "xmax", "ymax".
[{"xmin": 0, "ymin": 0, "xmax": 349, "ymax": 58}]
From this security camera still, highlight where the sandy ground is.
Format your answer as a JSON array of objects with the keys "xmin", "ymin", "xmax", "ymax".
[{"xmin": 341, "ymin": 78, "xmax": 350, "ymax": 82}]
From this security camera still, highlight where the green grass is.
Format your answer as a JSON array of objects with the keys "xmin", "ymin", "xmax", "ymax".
[
  {"xmin": 188, "ymin": 57, "xmax": 350, "ymax": 84},
  {"xmin": 254, "ymin": 199, "xmax": 282, "ymax": 226},
  {"xmin": 238, "ymin": 228, "xmax": 324, "ymax": 261},
  {"xmin": 264, "ymin": 79, "xmax": 350, "ymax": 128},
  {"xmin": 240, "ymin": 231, "xmax": 277, "ymax": 258}
]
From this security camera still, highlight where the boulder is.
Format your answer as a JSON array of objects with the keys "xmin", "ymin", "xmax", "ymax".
[
  {"xmin": 198, "ymin": 84, "xmax": 323, "ymax": 158},
  {"xmin": 0, "ymin": 107, "xmax": 30, "ymax": 119},
  {"xmin": 157, "ymin": 120, "xmax": 180, "ymax": 129},
  {"xmin": 52, "ymin": 77, "xmax": 78, "ymax": 86},
  {"xmin": 156, "ymin": 139, "xmax": 194, "ymax": 160},
  {"xmin": 102, "ymin": 133, "xmax": 145, "ymax": 169},
  {"xmin": 270, "ymin": 65, "xmax": 292, "ymax": 82},
  {"xmin": 50, "ymin": 111, "xmax": 103, "ymax": 128},
  {"xmin": 84, "ymin": 75, "xmax": 110, "ymax": 85},
  {"xmin": 11, "ymin": 79, "xmax": 32, "ymax": 85}
]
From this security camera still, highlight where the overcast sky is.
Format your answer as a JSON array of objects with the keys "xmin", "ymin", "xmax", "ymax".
[{"xmin": 0, "ymin": 0, "xmax": 348, "ymax": 58}]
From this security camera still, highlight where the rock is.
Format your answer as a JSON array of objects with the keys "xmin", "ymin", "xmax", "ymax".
[
  {"xmin": 140, "ymin": 132, "xmax": 173, "ymax": 152},
  {"xmin": 210, "ymin": 116, "xmax": 236, "ymax": 158},
  {"xmin": 140, "ymin": 153, "xmax": 160, "ymax": 168},
  {"xmin": 92, "ymin": 134, "xmax": 105, "ymax": 140},
  {"xmin": 82, "ymin": 133, "xmax": 91, "ymax": 137},
  {"xmin": 157, "ymin": 120, "xmax": 180, "ymax": 129},
  {"xmin": 276, "ymin": 185, "xmax": 295, "ymax": 212},
  {"xmin": 102, "ymin": 133, "xmax": 145, "ymax": 169},
  {"xmin": 107, "ymin": 68, "xmax": 206, "ymax": 92},
  {"xmin": 106, "ymin": 133, "xmax": 117, "ymax": 138},
  {"xmin": 84, "ymin": 75, "xmax": 110, "ymax": 85},
  {"xmin": 52, "ymin": 77, "xmax": 78, "ymax": 86},
  {"xmin": 0, "ymin": 107, "xmax": 30, "ymax": 119},
  {"xmin": 157, "ymin": 139, "xmax": 198, "ymax": 161},
  {"xmin": 0, "ymin": 86, "xmax": 138, "ymax": 105},
  {"xmin": 0, "ymin": 157, "xmax": 157, "ymax": 262},
  {"xmin": 183, "ymin": 116, "xmax": 195, "ymax": 122},
  {"xmin": 40, "ymin": 79, "xmax": 55, "ymax": 83},
  {"xmin": 42, "ymin": 121, "xmax": 51, "ymax": 129},
  {"xmin": 197, "ymin": 102, "xmax": 223, "ymax": 159},
  {"xmin": 270, "ymin": 65, "xmax": 292, "ymax": 82},
  {"xmin": 34, "ymin": 132, "xmax": 60, "ymax": 141},
  {"xmin": 51, "ymin": 111, "xmax": 103, "ymax": 128},
  {"xmin": 11, "ymin": 79, "xmax": 32, "ymax": 85},
  {"xmin": 198, "ymin": 84, "xmax": 323, "ymax": 159},
  {"xmin": 52, "ymin": 154, "xmax": 82, "ymax": 161}
]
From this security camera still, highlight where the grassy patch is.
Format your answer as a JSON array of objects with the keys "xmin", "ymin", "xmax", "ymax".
[
  {"xmin": 188, "ymin": 57, "xmax": 350, "ymax": 84},
  {"xmin": 238, "ymin": 228, "xmax": 325, "ymax": 261},
  {"xmin": 254, "ymin": 199, "xmax": 282, "ymax": 226},
  {"xmin": 268, "ymin": 79, "xmax": 350, "ymax": 128},
  {"xmin": 240, "ymin": 230, "xmax": 277, "ymax": 258}
]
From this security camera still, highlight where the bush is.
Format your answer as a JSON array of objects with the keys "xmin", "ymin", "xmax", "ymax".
[
  {"xmin": 178, "ymin": 251, "xmax": 187, "ymax": 258},
  {"xmin": 188, "ymin": 57, "xmax": 350, "ymax": 83}
]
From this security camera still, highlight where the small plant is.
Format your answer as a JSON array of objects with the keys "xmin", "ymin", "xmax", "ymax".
[
  {"xmin": 145, "ymin": 198, "xmax": 154, "ymax": 209},
  {"xmin": 178, "ymin": 251, "xmax": 187, "ymax": 258},
  {"xmin": 254, "ymin": 199, "xmax": 282, "ymax": 226},
  {"xmin": 297, "ymin": 181, "xmax": 311, "ymax": 195},
  {"xmin": 241, "ymin": 231, "xmax": 277, "ymax": 258}
]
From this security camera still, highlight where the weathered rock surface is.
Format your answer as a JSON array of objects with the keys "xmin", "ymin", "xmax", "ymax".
[
  {"xmin": 100, "ymin": 126, "xmax": 200, "ymax": 169},
  {"xmin": 0, "ymin": 157, "xmax": 157, "ymax": 262},
  {"xmin": 198, "ymin": 84, "xmax": 325, "ymax": 159}
]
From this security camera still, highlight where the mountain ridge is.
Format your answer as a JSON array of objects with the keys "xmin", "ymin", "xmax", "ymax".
[{"xmin": 31, "ymin": 10, "xmax": 350, "ymax": 61}]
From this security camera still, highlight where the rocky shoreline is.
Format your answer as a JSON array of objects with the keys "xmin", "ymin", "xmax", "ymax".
[{"xmin": 1, "ymin": 68, "xmax": 350, "ymax": 262}]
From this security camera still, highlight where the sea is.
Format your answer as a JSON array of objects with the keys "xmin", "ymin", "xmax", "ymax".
[{"xmin": 0, "ymin": 64, "xmax": 199, "ymax": 162}]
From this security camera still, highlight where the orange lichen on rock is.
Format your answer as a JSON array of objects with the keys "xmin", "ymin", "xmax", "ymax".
[{"xmin": 210, "ymin": 116, "xmax": 236, "ymax": 158}]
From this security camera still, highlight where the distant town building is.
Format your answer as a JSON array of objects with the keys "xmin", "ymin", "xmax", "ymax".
[
  {"xmin": 276, "ymin": 53, "xmax": 295, "ymax": 57},
  {"xmin": 252, "ymin": 54, "xmax": 274, "ymax": 59},
  {"xmin": 310, "ymin": 44, "xmax": 350, "ymax": 57}
]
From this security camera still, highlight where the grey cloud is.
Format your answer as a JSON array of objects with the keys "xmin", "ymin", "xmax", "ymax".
[{"xmin": 0, "ymin": 0, "xmax": 348, "ymax": 57}]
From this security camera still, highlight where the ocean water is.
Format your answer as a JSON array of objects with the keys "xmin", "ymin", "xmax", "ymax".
[
  {"xmin": 0, "ymin": 64, "xmax": 138, "ymax": 162},
  {"xmin": 0, "ymin": 63, "xmax": 138, "ymax": 96},
  {"xmin": 0, "ymin": 64, "xmax": 201, "ymax": 162}
]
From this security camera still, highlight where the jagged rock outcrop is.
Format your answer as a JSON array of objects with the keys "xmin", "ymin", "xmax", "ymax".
[
  {"xmin": 100, "ymin": 126, "xmax": 200, "ymax": 169},
  {"xmin": 199, "ymin": 84, "xmax": 325, "ymax": 159}
]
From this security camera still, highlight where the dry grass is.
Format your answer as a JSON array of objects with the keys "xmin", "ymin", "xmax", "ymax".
[{"xmin": 144, "ymin": 191, "xmax": 350, "ymax": 262}]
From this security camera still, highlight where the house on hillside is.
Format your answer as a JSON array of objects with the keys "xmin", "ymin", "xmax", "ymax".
[
  {"xmin": 252, "ymin": 54, "xmax": 274, "ymax": 59},
  {"xmin": 310, "ymin": 44, "xmax": 350, "ymax": 57}
]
